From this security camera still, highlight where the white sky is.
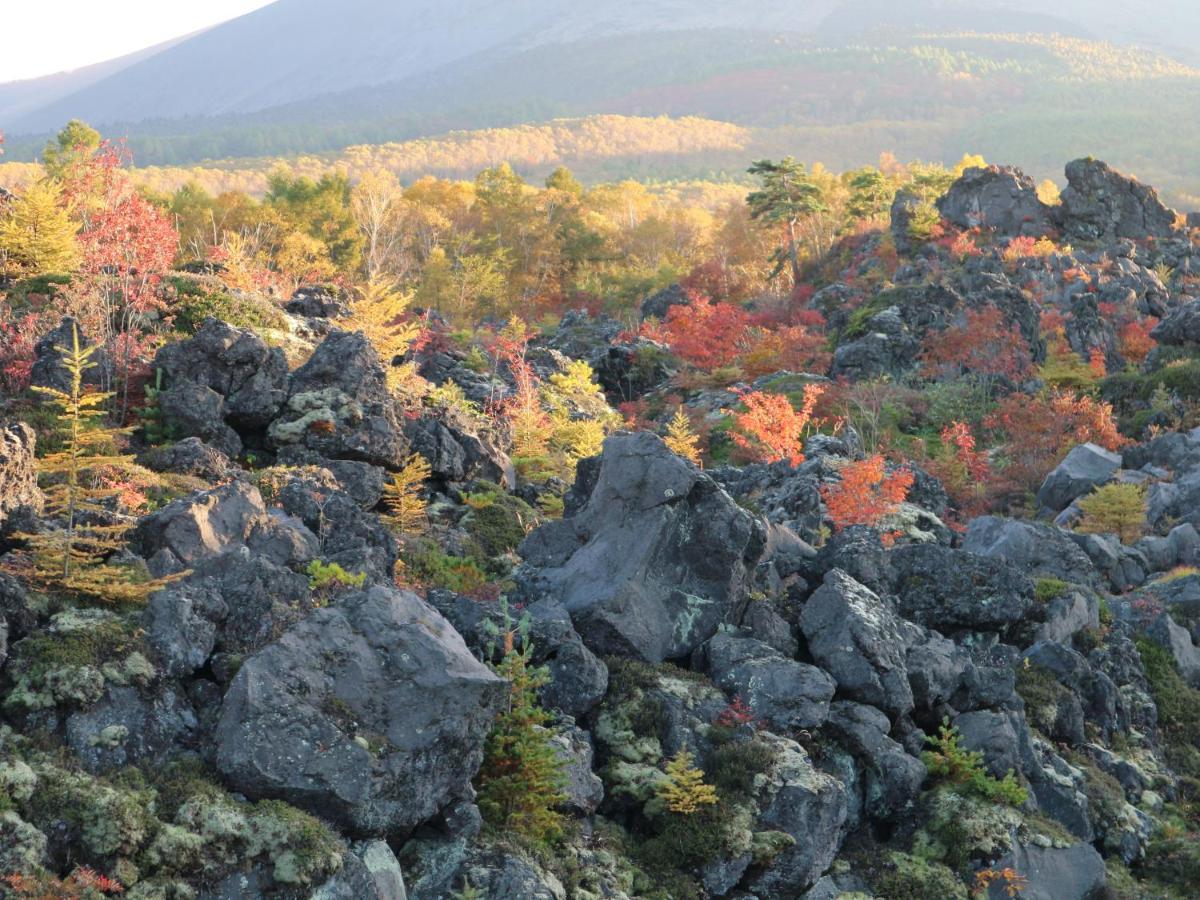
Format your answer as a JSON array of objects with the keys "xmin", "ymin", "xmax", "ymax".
[{"xmin": 1, "ymin": 0, "xmax": 277, "ymax": 83}]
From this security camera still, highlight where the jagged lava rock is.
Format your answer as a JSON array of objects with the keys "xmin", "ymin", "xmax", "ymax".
[
  {"xmin": 937, "ymin": 165, "xmax": 1055, "ymax": 236},
  {"xmin": 516, "ymin": 431, "xmax": 765, "ymax": 662},
  {"xmin": 215, "ymin": 585, "xmax": 506, "ymax": 835},
  {"xmin": 1036, "ymin": 442, "xmax": 1122, "ymax": 513},
  {"xmin": 1060, "ymin": 157, "xmax": 1177, "ymax": 243},
  {"xmin": 269, "ymin": 329, "xmax": 408, "ymax": 468},
  {"xmin": 0, "ymin": 422, "xmax": 42, "ymax": 536}
]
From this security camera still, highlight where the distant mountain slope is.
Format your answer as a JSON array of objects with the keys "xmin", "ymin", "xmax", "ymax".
[{"xmin": 2, "ymin": 0, "xmax": 840, "ymax": 134}]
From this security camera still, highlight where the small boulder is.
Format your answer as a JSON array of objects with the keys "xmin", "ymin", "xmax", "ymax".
[
  {"xmin": 1036, "ymin": 443, "xmax": 1122, "ymax": 513},
  {"xmin": 696, "ymin": 630, "xmax": 836, "ymax": 731},
  {"xmin": 986, "ymin": 842, "xmax": 1106, "ymax": 900}
]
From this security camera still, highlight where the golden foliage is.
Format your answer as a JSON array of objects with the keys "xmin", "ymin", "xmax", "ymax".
[
  {"xmin": 656, "ymin": 750, "xmax": 719, "ymax": 815},
  {"xmin": 1076, "ymin": 482, "xmax": 1148, "ymax": 545},
  {"xmin": 382, "ymin": 452, "xmax": 432, "ymax": 536},
  {"xmin": 0, "ymin": 179, "xmax": 79, "ymax": 276},
  {"xmin": 664, "ymin": 407, "xmax": 702, "ymax": 465},
  {"xmin": 349, "ymin": 278, "xmax": 422, "ymax": 388}
]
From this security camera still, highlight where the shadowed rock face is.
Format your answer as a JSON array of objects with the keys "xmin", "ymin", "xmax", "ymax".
[
  {"xmin": 1060, "ymin": 157, "xmax": 1177, "ymax": 243},
  {"xmin": 937, "ymin": 165, "xmax": 1055, "ymax": 236},
  {"xmin": 516, "ymin": 431, "xmax": 766, "ymax": 662},
  {"xmin": 0, "ymin": 421, "xmax": 42, "ymax": 537},
  {"xmin": 215, "ymin": 586, "xmax": 506, "ymax": 836}
]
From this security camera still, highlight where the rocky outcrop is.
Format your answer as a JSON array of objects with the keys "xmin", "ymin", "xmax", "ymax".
[
  {"xmin": 268, "ymin": 329, "xmax": 409, "ymax": 468},
  {"xmin": 0, "ymin": 422, "xmax": 42, "ymax": 537},
  {"xmin": 132, "ymin": 480, "xmax": 319, "ymax": 575},
  {"xmin": 1150, "ymin": 299, "xmax": 1200, "ymax": 348},
  {"xmin": 215, "ymin": 586, "xmax": 506, "ymax": 835},
  {"xmin": 29, "ymin": 317, "xmax": 108, "ymax": 394},
  {"xmin": 800, "ymin": 570, "xmax": 914, "ymax": 719},
  {"xmin": 154, "ymin": 317, "xmax": 289, "ymax": 457},
  {"xmin": 1060, "ymin": 158, "xmax": 1177, "ymax": 243},
  {"xmin": 937, "ymin": 165, "xmax": 1055, "ymax": 236},
  {"xmin": 517, "ymin": 432, "xmax": 766, "ymax": 662},
  {"xmin": 963, "ymin": 516, "xmax": 1102, "ymax": 589}
]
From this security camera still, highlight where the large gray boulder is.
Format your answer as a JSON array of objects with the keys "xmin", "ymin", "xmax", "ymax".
[
  {"xmin": 0, "ymin": 422, "xmax": 42, "ymax": 536},
  {"xmin": 986, "ymin": 842, "xmax": 1107, "ymax": 900},
  {"xmin": 963, "ymin": 517, "xmax": 1102, "ymax": 589},
  {"xmin": 1036, "ymin": 442, "xmax": 1122, "ymax": 513},
  {"xmin": 889, "ymin": 543, "xmax": 1034, "ymax": 633},
  {"xmin": 1147, "ymin": 612, "xmax": 1200, "ymax": 687},
  {"xmin": 1151, "ymin": 299, "xmax": 1200, "ymax": 348},
  {"xmin": 269, "ymin": 329, "xmax": 408, "ymax": 468},
  {"xmin": 799, "ymin": 570, "xmax": 914, "ymax": 719},
  {"xmin": 154, "ymin": 317, "xmax": 289, "ymax": 456},
  {"xmin": 132, "ymin": 480, "xmax": 319, "ymax": 575},
  {"xmin": 314, "ymin": 841, "xmax": 407, "ymax": 900},
  {"xmin": 695, "ymin": 630, "xmax": 836, "ymax": 731},
  {"xmin": 517, "ymin": 432, "xmax": 766, "ymax": 662},
  {"xmin": 215, "ymin": 586, "xmax": 506, "ymax": 835},
  {"xmin": 937, "ymin": 165, "xmax": 1055, "ymax": 236},
  {"xmin": 1060, "ymin": 158, "xmax": 1177, "ymax": 243}
]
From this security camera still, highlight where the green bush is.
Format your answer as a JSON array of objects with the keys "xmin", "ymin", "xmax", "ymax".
[
  {"xmin": 169, "ymin": 276, "xmax": 287, "ymax": 334},
  {"xmin": 921, "ymin": 719, "xmax": 1028, "ymax": 807}
]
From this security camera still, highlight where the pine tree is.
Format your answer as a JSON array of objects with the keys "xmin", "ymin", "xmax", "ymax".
[
  {"xmin": 664, "ymin": 407, "xmax": 701, "ymax": 465},
  {"xmin": 475, "ymin": 630, "xmax": 567, "ymax": 845},
  {"xmin": 17, "ymin": 322, "xmax": 162, "ymax": 604},
  {"xmin": 0, "ymin": 179, "xmax": 79, "ymax": 276},
  {"xmin": 1076, "ymin": 482, "xmax": 1147, "ymax": 545},
  {"xmin": 656, "ymin": 749, "xmax": 719, "ymax": 815},
  {"xmin": 350, "ymin": 278, "xmax": 422, "ymax": 389},
  {"xmin": 381, "ymin": 452, "xmax": 431, "ymax": 535}
]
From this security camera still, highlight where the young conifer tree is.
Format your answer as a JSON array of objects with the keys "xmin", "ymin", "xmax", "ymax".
[
  {"xmin": 351, "ymin": 278, "xmax": 421, "ymax": 389},
  {"xmin": 664, "ymin": 407, "xmax": 702, "ymax": 465},
  {"xmin": 381, "ymin": 451, "xmax": 432, "ymax": 535},
  {"xmin": 475, "ymin": 622, "xmax": 567, "ymax": 845},
  {"xmin": 18, "ymin": 322, "xmax": 160, "ymax": 603}
]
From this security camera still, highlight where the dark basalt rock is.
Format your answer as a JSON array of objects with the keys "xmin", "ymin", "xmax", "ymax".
[
  {"xmin": 516, "ymin": 431, "xmax": 766, "ymax": 663},
  {"xmin": 1060, "ymin": 157, "xmax": 1177, "ymax": 243},
  {"xmin": 0, "ymin": 421, "xmax": 42, "ymax": 538},
  {"xmin": 215, "ymin": 585, "xmax": 506, "ymax": 836},
  {"xmin": 937, "ymin": 165, "xmax": 1055, "ymax": 237}
]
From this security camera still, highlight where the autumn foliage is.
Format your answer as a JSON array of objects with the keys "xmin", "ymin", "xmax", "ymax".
[
  {"xmin": 730, "ymin": 384, "xmax": 824, "ymax": 466},
  {"xmin": 820, "ymin": 454, "xmax": 914, "ymax": 543},
  {"xmin": 920, "ymin": 306, "xmax": 1032, "ymax": 381}
]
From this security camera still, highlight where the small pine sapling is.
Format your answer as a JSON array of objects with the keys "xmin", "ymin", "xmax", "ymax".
[{"xmin": 1075, "ymin": 482, "xmax": 1148, "ymax": 545}]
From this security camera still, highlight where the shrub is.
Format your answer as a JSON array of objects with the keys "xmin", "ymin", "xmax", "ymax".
[
  {"xmin": 820, "ymin": 455, "xmax": 914, "ymax": 544},
  {"xmin": 1034, "ymin": 578, "xmax": 1069, "ymax": 604},
  {"xmin": 730, "ymin": 384, "xmax": 823, "ymax": 466},
  {"xmin": 1075, "ymin": 482, "xmax": 1147, "ymax": 545},
  {"xmin": 921, "ymin": 719, "xmax": 1027, "ymax": 807},
  {"xmin": 656, "ymin": 750, "xmax": 719, "ymax": 815},
  {"xmin": 306, "ymin": 559, "xmax": 365, "ymax": 602},
  {"xmin": 168, "ymin": 277, "xmax": 286, "ymax": 334}
]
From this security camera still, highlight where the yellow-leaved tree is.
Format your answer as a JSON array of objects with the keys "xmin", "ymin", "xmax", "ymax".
[
  {"xmin": 382, "ymin": 452, "xmax": 432, "ymax": 536},
  {"xmin": 351, "ymin": 278, "xmax": 422, "ymax": 390},
  {"xmin": 0, "ymin": 179, "xmax": 79, "ymax": 277},
  {"xmin": 656, "ymin": 749, "xmax": 719, "ymax": 815},
  {"xmin": 664, "ymin": 407, "xmax": 701, "ymax": 465},
  {"xmin": 17, "ymin": 322, "xmax": 165, "ymax": 603}
]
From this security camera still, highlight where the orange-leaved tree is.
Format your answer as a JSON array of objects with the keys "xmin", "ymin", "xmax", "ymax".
[
  {"xmin": 662, "ymin": 292, "xmax": 751, "ymax": 370},
  {"xmin": 985, "ymin": 391, "xmax": 1126, "ymax": 498},
  {"xmin": 730, "ymin": 384, "xmax": 823, "ymax": 467},
  {"xmin": 820, "ymin": 454, "xmax": 914, "ymax": 543}
]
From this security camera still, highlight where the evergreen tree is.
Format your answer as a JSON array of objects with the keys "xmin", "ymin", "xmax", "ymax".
[
  {"xmin": 1076, "ymin": 482, "xmax": 1147, "ymax": 545},
  {"xmin": 42, "ymin": 119, "xmax": 101, "ymax": 180},
  {"xmin": 475, "ymin": 627, "xmax": 566, "ymax": 845},
  {"xmin": 17, "ymin": 322, "xmax": 163, "ymax": 604},
  {"xmin": 351, "ymin": 278, "xmax": 421, "ymax": 387},
  {"xmin": 0, "ymin": 180, "xmax": 79, "ymax": 276},
  {"xmin": 747, "ymin": 157, "xmax": 827, "ymax": 283}
]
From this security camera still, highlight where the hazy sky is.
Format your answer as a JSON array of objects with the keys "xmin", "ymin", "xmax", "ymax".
[{"xmin": 1, "ymin": 0, "xmax": 276, "ymax": 82}]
